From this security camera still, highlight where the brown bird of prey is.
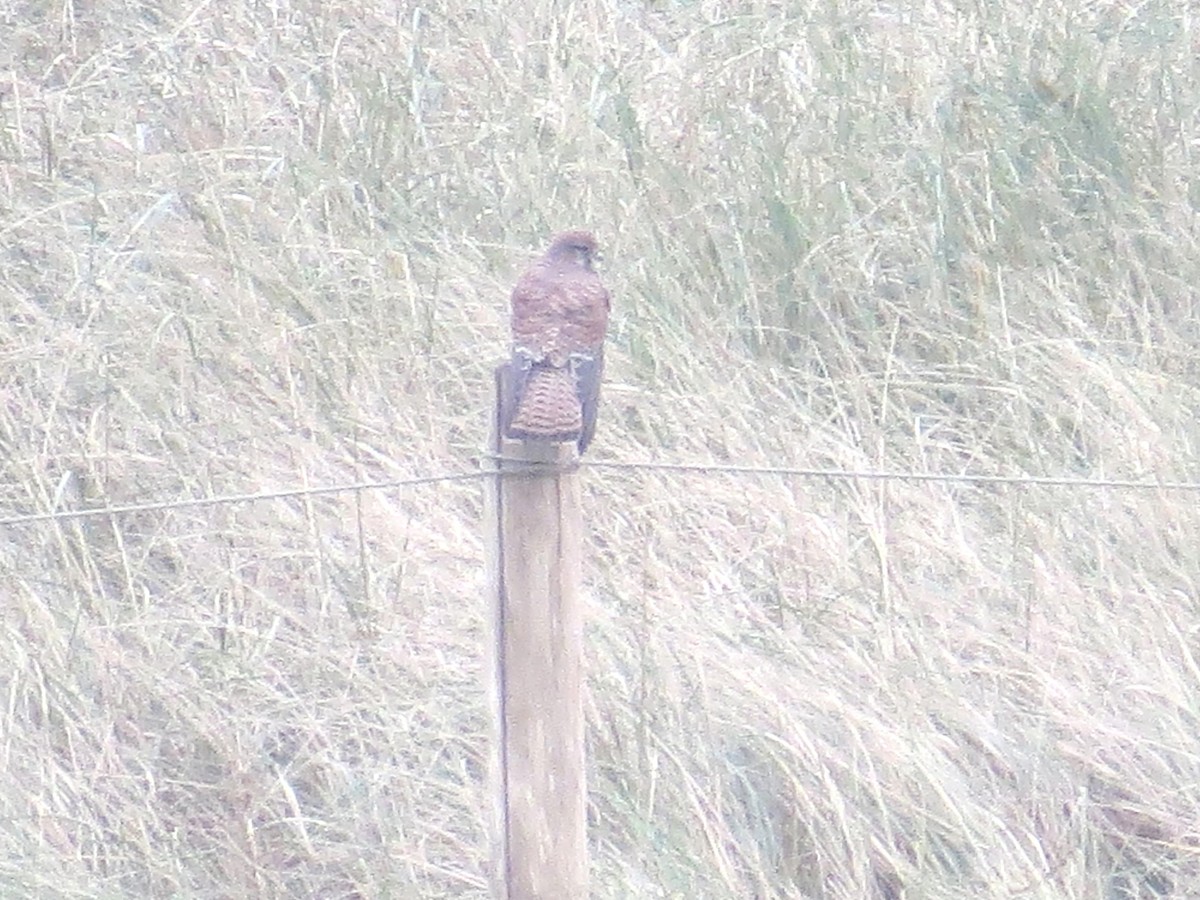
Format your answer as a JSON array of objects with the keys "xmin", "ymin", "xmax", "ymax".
[{"xmin": 503, "ymin": 231, "xmax": 611, "ymax": 454}]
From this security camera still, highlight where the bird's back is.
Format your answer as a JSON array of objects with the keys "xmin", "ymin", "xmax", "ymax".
[{"xmin": 504, "ymin": 233, "xmax": 610, "ymax": 454}]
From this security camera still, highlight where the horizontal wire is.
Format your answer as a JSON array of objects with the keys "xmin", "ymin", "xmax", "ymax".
[
  {"xmin": 0, "ymin": 471, "xmax": 488, "ymax": 527},
  {"xmin": 3, "ymin": 457, "xmax": 1195, "ymax": 528},
  {"xmin": 579, "ymin": 459, "xmax": 1200, "ymax": 491}
]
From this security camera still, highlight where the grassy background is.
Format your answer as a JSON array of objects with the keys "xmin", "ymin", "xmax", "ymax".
[{"xmin": 3, "ymin": 0, "xmax": 1200, "ymax": 897}]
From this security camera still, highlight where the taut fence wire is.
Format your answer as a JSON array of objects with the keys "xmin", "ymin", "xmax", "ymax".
[{"xmin": 3, "ymin": 458, "xmax": 1198, "ymax": 528}]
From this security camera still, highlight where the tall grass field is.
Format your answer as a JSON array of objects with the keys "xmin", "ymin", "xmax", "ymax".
[{"xmin": 3, "ymin": 0, "xmax": 1199, "ymax": 896}]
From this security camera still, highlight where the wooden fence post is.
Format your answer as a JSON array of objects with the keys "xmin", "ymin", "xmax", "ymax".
[{"xmin": 484, "ymin": 365, "xmax": 588, "ymax": 899}]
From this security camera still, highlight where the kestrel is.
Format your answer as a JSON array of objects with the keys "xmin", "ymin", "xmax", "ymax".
[{"xmin": 502, "ymin": 230, "xmax": 611, "ymax": 454}]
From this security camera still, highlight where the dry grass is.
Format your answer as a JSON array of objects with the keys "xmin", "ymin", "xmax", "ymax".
[{"xmin": 3, "ymin": 0, "xmax": 1200, "ymax": 897}]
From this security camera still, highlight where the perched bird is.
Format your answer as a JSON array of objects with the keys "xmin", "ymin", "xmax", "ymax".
[{"xmin": 503, "ymin": 231, "xmax": 611, "ymax": 454}]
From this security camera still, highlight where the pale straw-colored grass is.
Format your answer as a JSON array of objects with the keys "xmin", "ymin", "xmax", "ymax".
[{"xmin": 3, "ymin": 0, "xmax": 1199, "ymax": 897}]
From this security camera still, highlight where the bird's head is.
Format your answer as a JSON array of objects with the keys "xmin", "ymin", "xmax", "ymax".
[{"xmin": 546, "ymin": 230, "xmax": 600, "ymax": 270}]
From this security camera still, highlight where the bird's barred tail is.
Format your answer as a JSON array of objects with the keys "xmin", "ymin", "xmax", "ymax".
[{"xmin": 506, "ymin": 366, "xmax": 583, "ymax": 443}]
